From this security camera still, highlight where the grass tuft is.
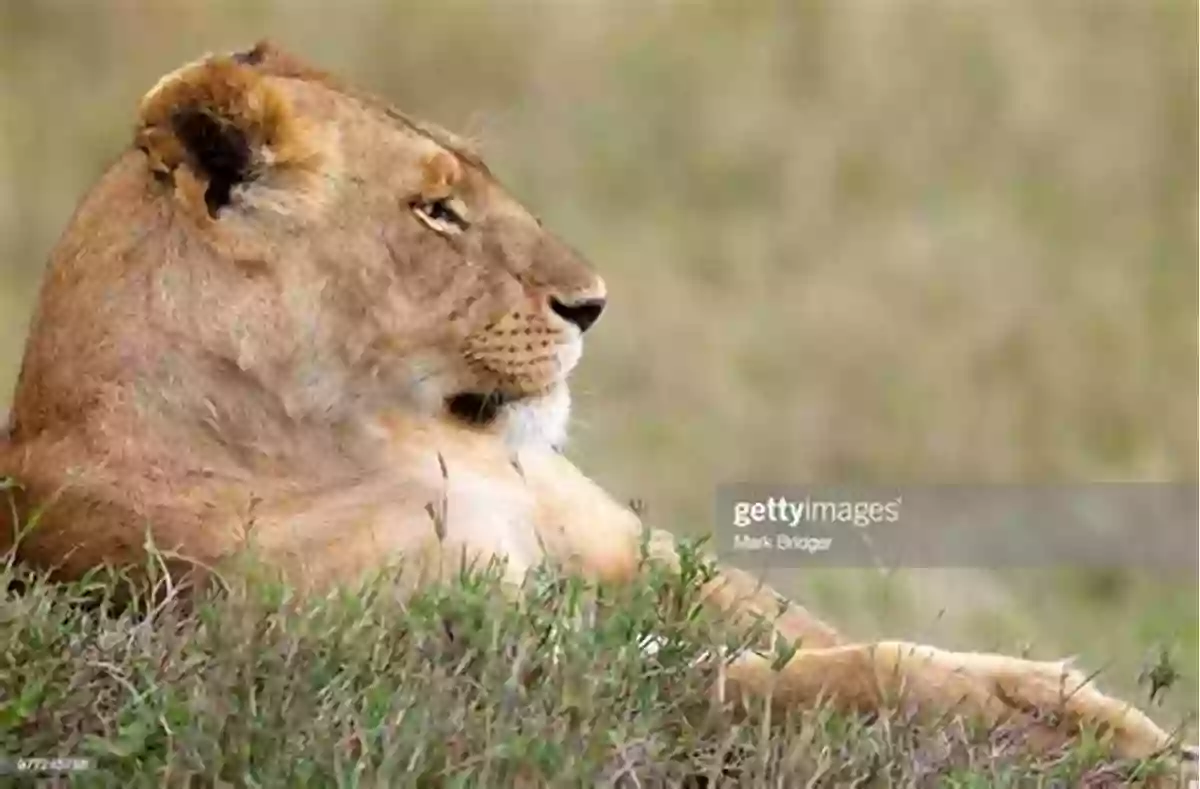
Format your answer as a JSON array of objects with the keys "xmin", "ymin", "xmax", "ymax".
[{"xmin": 0, "ymin": 547, "xmax": 1187, "ymax": 787}]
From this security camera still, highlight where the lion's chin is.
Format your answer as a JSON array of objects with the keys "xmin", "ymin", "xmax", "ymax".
[
  {"xmin": 444, "ymin": 385, "xmax": 571, "ymax": 453},
  {"xmin": 502, "ymin": 385, "xmax": 571, "ymax": 452}
]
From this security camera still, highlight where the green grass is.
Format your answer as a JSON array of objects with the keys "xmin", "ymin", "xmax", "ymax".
[{"xmin": 0, "ymin": 545, "xmax": 1191, "ymax": 788}]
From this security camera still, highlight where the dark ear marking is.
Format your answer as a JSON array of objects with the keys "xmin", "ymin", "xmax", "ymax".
[
  {"xmin": 170, "ymin": 109, "xmax": 252, "ymax": 216},
  {"xmin": 233, "ymin": 42, "xmax": 269, "ymax": 66},
  {"xmin": 136, "ymin": 48, "xmax": 334, "ymax": 221}
]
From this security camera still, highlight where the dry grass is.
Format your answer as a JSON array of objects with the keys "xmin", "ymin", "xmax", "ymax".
[{"xmin": 0, "ymin": 0, "xmax": 1195, "ymax": 770}]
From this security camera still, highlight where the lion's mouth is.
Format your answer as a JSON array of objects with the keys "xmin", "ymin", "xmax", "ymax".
[
  {"xmin": 445, "ymin": 392, "xmax": 515, "ymax": 426},
  {"xmin": 444, "ymin": 386, "xmax": 568, "ymax": 450}
]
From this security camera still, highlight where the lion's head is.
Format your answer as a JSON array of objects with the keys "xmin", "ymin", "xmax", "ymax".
[
  {"xmin": 32, "ymin": 41, "xmax": 605, "ymax": 458},
  {"xmin": 0, "ymin": 40, "xmax": 618, "ymax": 577}
]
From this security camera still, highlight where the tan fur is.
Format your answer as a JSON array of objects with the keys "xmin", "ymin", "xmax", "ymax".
[{"xmin": 0, "ymin": 42, "xmax": 1186, "ymax": 764}]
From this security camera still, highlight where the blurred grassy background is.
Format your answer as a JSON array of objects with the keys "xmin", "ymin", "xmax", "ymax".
[{"xmin": 0, "ymin": 1, "xmax": 1196, "ymax": 722}]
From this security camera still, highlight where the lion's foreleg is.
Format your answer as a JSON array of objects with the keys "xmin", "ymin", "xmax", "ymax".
[
  {"xmin": 722, "ymin": 641, "xmax": 1176, "ymax": 759},
  {"xmin": 517, "ymin": 448, "xmax": 842, "ymax": 648},
  {"xmin": 519, "ymin": 448, "xmax": 1180, "ymax": 760}
]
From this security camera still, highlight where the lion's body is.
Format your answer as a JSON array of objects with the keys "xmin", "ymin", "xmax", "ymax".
[{"xmin": 0, "ymin": 42, "xmax": 1186, "ymax": 764}]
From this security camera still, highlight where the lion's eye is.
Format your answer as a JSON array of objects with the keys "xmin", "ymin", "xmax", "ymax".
[{"xmin": 412, "ymin": 196, "xmax": 470, "ymax": 235}]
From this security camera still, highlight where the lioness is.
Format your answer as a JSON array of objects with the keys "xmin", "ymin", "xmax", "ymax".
[{"xmin": 0, "ymin": 42, "xmax": 1187, "ymax": 763}]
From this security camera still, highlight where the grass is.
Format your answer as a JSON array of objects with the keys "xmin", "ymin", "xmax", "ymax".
[{"xmin": 0, "ymin": 539, "xmax": 1192, "ymax": 788}]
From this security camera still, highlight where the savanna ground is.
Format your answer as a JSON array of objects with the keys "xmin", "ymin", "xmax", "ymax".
[
  {"xmin": 0, "ymin": 1, "xmax": 1196, "ymax": 785},
  {"xmin": 0, "ymin": 545, "xmax": 1193, "ymax": 787}
]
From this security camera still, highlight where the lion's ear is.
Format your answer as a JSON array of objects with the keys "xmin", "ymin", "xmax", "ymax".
[{"xmin": 135, "ymin": 52, "xmax": 327, "ymax": 218}]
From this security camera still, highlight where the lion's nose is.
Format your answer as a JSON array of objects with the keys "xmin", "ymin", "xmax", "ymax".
[{"xmin": 549, "ymin": 296, "xmax": 606, "ymax": 333}]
